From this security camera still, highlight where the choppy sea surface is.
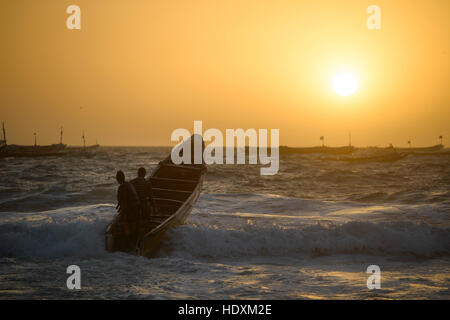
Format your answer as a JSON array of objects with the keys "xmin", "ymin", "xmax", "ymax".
[{"xmin": 0, "ymin": 147, "xmax": 449, "ymax": 299}]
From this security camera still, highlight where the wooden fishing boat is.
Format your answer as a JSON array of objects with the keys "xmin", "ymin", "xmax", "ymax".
[
  {"xmin": 105, "ymin": 155, "xmax": 206, "ymax": 257},
  {"xmin": 280, "ymin": 145, "xmax": 356, "ymax": 155},
  {"xmin": 402, "ymin": 150, "xmax": 450, "ymax": 157},
  {"xmin": 320, "ymin": 152, "xmax": 407, "ymax": 163},
  {"xmin": 66, "ymin": 144, "xmax": 100, "ymax": 152},
  {"xmin": 0, "ymin": 145, "xmax": 67, "ymax": 158},
  {"xmin": 395, "ymin": 144, "xmax": 444, "ymax": 153}
]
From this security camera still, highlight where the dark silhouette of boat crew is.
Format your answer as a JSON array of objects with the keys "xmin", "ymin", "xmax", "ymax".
[
  {"xmin": 131, "ymin": 167, "xmax": 157, "ymax": 219},
  {"xmin": 115, "ymin": 170, "xmax": 141, "ymax": 251}
]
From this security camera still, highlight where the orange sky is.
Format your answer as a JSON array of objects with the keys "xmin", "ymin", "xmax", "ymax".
[{"xmin": 0, "ymin": 0, "xmax": 449, "ymax": 147}]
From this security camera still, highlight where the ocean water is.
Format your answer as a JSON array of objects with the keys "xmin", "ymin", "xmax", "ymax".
[{"xmin": 0, "ymin": 147, "xmax": 449, "ymax": 299}]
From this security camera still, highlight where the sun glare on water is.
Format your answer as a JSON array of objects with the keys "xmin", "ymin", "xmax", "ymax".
[{"xmin": 333, "ymin": 73, "xmax": 358, "ymax": 96}]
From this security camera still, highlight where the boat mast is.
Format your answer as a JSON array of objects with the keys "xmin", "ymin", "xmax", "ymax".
[
  {"xmin": 82, "ymin": 131, "xmax": 86, "ymax": 149},
  {"xmin": 34, "ymin": 131, "xmax": 37, "ymax": 147},
  {"xmin": 60, "ymin": 127, "xmax": 63, "ymax": 145},
  {"xmin": 2, "ymin": 122, "xmax": 6, "ymax": 145}
]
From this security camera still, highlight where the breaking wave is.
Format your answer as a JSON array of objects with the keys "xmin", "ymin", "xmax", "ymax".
[
  {"xmin": 1, "ymin": 195, "xmax": 448, "ymax": 261},
  {"xmin": 165, "ymin": 220, "xmax": 450, "ymax": 259},
  {"xmin": 0, "ymin": 204, "xmax": 113, "ymax": 258}
]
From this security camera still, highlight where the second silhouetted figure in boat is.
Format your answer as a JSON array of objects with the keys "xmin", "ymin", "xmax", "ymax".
[
  {"xmin": 115, "ymin": 170, "xmax": 140, "ymax": 251},
  {"xmin": 131, "ymin": 167, "xmax": 157, "ymax": 219}
]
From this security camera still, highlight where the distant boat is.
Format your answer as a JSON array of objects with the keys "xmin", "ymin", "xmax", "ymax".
[
  {"xmin": 321, "ymin": 152, "xmax": 406, "ymax": 163},
  {"xmin": 0, "ymin": 143, "xmax": 68, "ymax": 158},
  {"xmin": 66, "ymin": 143, "xmax": 100, "ymax": 156},
  {"xmin": 67, "ymin": 144, "xmax": 100, "ymax": 152},
  {"xmin": 399, "ymin": 149, "xmax": 450, "ymax": 157},
  {"xmin": 64, "ymin": 143, "xmax": 100, "ymax": 159},
  {"xmin": 66, "ymin": 131, "xmax": 100, "ymax": 153},
  {"xmin": 85, "ymin": 143, "xmax": 100, "ymax": 150},
  {"xmin": 50, "ymin": 126, "xmax": 67, "ymax": 150},
  {"xmin": 395, "ymin": 144, "xmax": 444, "ymax": 153},
  {"xmin": 320, "ymin": 144, "xmax": 407, "ymax": 163},
  {"xmin": 0, "ymin": 124, "xmax": 67, "ymax": 157},
  {"xmin": 0, "ymin": 144, "xmax": 68, "ymax": 158},
  {"xmin": 280, "ymin": 145, "xmax": 356, "ymax": 155}
]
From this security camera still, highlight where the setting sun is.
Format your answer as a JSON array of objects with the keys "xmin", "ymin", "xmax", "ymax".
[{"xmin": 333, "ymin": 73, "xmax": 359, "ymax": 97}]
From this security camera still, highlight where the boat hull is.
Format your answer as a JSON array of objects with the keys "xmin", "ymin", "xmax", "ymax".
[
  {"xmin": 280, "ymin": 146, "xmax": 356, "ymax": 155},
  {"xmin": 139, "ymin": 180, "xmax": 202, "ymax": 257},
  {"xmin": 396, "ymin": 144, "xmax": 444, "ymax": 153},
  {"xmin": 105, "ymin": 154, "xmax": 205, "ymax": 258},
  {"xmin": 0, "ymin": 151, "xmax": 67, "ymax": 158},
  {"xmin": 321, "ymin": 153, "xmax": 406, "ymax": 163}
]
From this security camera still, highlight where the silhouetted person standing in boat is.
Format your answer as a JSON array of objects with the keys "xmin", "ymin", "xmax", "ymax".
[
  {"xmin": 131, "ymin": 167, "xmax": 157, "ymax": 219},
  {"xmin": 115, "ymin": 170, "xmax": 140, "ymax": 250}
]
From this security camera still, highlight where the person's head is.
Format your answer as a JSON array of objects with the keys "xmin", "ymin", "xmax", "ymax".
[
  {"xmin": 116, "ymin": 170, "xmax": 125, "ymax": 184},
  {"xmin": 137, "ymin": 167, "xmax": 146, "ymax": 178}
]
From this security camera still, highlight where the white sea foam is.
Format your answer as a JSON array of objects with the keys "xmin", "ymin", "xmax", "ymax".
[
  {"xmin": 162, "ymin": 193, "xmax": 450, "ymax": 259},
  {"xmin": 165, "ymin": 220, "xmax": 450, "ymax": 259},
  {"xmin": 0, "ymin": 194, "xmax": 448, "ymax": 260},
  {"xmin": 0, "ymin": 204, "xmax": 114, "ymax": 258}
]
